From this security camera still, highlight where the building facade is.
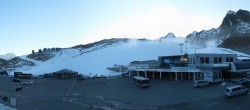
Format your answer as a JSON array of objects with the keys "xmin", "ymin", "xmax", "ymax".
[{"xmin": 128, "ymin": 53, "xmax": 247, "ymax": 82}]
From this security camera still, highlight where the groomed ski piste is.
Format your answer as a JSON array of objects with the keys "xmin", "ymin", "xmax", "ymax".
[{"xmin": 15, "ymin": 38, "xmax": 250, "ymax": 77}]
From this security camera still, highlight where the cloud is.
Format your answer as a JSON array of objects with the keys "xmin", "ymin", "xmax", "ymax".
[
  {"xmin": 86, "ymin": 5, "xmax": 220, "ymax": 44},
  {"xmin": 205, "ymin": 40, "xmax": 218, "ymax": 47}
]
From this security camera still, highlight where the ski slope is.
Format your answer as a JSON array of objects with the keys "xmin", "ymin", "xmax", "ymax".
[{"xmin": 16, "ymin": 38, "xmax": 250, "ymax": 76}]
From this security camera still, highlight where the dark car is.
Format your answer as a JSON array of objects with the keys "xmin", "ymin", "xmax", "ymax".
[
  {"xmin": 122, "ymin": 73, "xmax": 129, "ymax": 77},
  {"xmin": 12, "ymin": 78, "xmax": 21, "ymax": 82},
  {"xmin": 77, "ymin": 77, "xmax": 85, "ymax": 80},
  {"xmin": 236, "ymin": 78, "xmax": 248, "ymax": 85}
]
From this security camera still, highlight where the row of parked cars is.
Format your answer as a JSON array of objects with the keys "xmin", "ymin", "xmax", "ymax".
[
  {"xmin": 12, "ymin": 78, "xmax": 34, "ymax": 85},
  {"xmin": 193, "ymin": 79, "xmax": 249, "ymax": 98}
]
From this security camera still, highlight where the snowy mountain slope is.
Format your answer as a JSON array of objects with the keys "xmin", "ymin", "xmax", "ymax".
[
  {"xmin": 0, "ymin": 58, "xmax": 7, "ymax": 67},
  {"xmin": 0, "ymin": 53, "xmax": 16, "ymax": 60},
  {"xmin": 16, "ymin": 38, "xmax": 184, "ymax": 76},
  {"xmin": 15, "ymin": 38, "xmax": 250, "ymax": 76},
  {"xmin": 1, "ymin": 57, "xmax": 35, "ymax": 72}
]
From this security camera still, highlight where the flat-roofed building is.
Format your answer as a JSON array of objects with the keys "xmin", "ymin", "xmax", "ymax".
[{"xmin": 128, "ymin": 53, "xmax": 247, "ymax": 82}]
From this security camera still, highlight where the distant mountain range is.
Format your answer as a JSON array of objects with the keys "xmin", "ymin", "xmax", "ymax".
[
  {"xmin": 0, "ymin": 53, "xmax": 16, "ymax": 68},
  {"xmin": 185, "ymin": 9, "xmax": 250, "ymax": 54},
  {"xmin": 0, "ymin": 53, "xmax": 16, "ymax": 60}
]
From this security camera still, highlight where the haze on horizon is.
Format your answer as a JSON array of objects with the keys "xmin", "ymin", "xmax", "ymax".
[{"xmin": 0, "ymin": 0, "xmax": 250, "ymax": 56}]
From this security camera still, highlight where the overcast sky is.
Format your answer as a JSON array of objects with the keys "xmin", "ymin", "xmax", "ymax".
[{"xmin": 1, "ymin": 0, "xmax": 250, "ymax": 56}]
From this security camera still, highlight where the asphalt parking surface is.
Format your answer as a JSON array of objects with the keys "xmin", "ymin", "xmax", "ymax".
[
  {"xmin": 0, "ymin": 78, "xmax": 89, "ymax": 110},
  {"xmin": 0, "ymin": 77, "xmax": 249, "ymax": 110}
]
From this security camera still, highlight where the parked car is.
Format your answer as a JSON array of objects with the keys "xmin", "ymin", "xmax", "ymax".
[
  {"xmin": 122, "ymin": 73, "xmax": 129, "ymax": 77},
  {"xmin": 22, "ymin": 80, "xmax": 34, "ymax": 85},
  {"xmin": 12, "ymin": 78, "xmax": 21, "ymax": 82},
  {"xmin": 230, "ymin": 78, "xmax": 242, "ymax": 83},
  {"xmin": 77, "ymin": 77, "xmax": 85, "ymax": 80},
  {"xmin": 247, "ymin": 78, "xmax": 250, "ymax": 82},
  {"xmin": 193, "ymin": 80, "xmax": 209, "ymax": 88},
  {"xmin": 236, "ymin": 79, "xmax": 248, "ymax": 85},
  {"xmin": 225, "ymin": 85, "xmax": 248, "ymax": 98},
  {"xmin": 8, "ymin": 75, "xmax": 14, "ymax": 78}
]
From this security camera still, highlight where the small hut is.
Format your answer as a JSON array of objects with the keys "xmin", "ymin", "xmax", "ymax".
[{"xmin": 52, "ymin": 69, "xmax": 78, "ymax": 79}]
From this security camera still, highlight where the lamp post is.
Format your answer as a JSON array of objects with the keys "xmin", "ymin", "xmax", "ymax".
[
  {"xmin": 185, "ymin": 40, "xmax": 188, "ymax": 53},
  {"xmin": 179, "ymin": 43, "xmax": 184, "ymax": 54}
]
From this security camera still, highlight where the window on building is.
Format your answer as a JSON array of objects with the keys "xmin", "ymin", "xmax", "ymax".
[
  {"xmin": 214, "ymin": 57, "xmax": 218, "ymax": 64},
  {"xmin": 218, "ymin": 57, "xmax": 222, "ymax": 63},
  {"xmin": 214, "ymin": 57, "xmax": 222, "ymax": 64},
  {"xmin": 200, "ymin": 57, "xmax": 209, "ymax": 64},
  {"xmin": 226, "ymin": 57, "xmax": 233, "ymax": 62},
  {"xmin": 205, "ymin": 57, "xmax": 209, "ymax": 64},
  {"xmin": 200, "ymin": 57, "xmax": 205, "ymax": 64}
]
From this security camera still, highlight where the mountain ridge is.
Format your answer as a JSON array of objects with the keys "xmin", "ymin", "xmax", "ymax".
[
  {"xmin": 185, "ymin": 9, "xmax": 250, "ymax": 54},
  {"xmin": 0, "ymin": 53, "xmax": 16, "ymax": 60}
]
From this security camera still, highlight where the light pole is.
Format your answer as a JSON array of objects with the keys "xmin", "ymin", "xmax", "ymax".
[
  {"xmin": 185, "ymin": 40, "xmax": 188, "ymax": 53},
  {"xmin": 179, "ymin": 43, "xmax": 184, "ymax": 54}
]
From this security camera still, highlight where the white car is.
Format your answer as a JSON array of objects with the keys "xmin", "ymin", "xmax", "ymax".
[
  {"xmin": 22, "ymin": 80, "xmax": 34, "ymax": 85},
  {"xmin": 193, "ymin": 80, "xmax": 209, "ymax": 88},
  {"xmin": 225, "ymin": 85, "xmax": 248, "ymax": 97}
]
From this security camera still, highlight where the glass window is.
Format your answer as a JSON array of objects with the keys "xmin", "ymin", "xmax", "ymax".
[
  {"xmin": 230, "ymin": 57, "xmax": 233, "ymax": 62},
  {"xmin": 200, "ymin": 57, "xmax": 209, "ymax": 64},
  {"xmin": 218, "ymin": 57, "xmax": 222, "ymax": 63},
  {"xmin": 226, "ymin": 57, "xmax": 233, "ymax": 62},
  {"xmin": 200, "ymin": 57, "xmax": 204, "ymax": 64},
  {"xmin": 214, "ymin": 57, "xmax": 222, "ymax": 64},
  {"xmin": 214, "ymin": 57, "xmax": 218, "ymax": 64},
  {"xmin": 205, "ymin": 57, "xmax": 209, "ymax": 64}
]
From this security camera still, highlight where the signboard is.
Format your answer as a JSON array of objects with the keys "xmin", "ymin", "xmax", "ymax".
[{"xmin": 204, "ymin": 71, "xmax": 213, "ymax": 82}]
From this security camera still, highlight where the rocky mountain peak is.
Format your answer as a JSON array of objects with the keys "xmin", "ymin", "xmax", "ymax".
[
  {"xmin": 185, "ymin": 9, "xmax": 250, "ymax": 54},
  {"xmin": 165, "ymin": 32, "xmax": 176, "ymax": 39},
  {"xmin": 220, "ymin": 9, "xmax": 250, "ymax": 28},
  {"xmin": 236, "ymin": 9, "xmax": 250, "ymax": 21},
  {"xmin": 158, "ymin": 32, "xmax": 176, "ymax": 41}
]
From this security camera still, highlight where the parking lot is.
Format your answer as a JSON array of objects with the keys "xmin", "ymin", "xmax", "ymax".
[
  {"xmin": 0, "ymin": 77, "xmax": 250, "ymax": 110},
  {"xmin": 0, "ymin": 78, "xmax": 88, "ymax": 110}
]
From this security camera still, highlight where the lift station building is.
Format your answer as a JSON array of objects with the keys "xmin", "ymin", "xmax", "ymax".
[{"xmin": 128, "ymin": 53, "xmax": 250, "ymax": 82}]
